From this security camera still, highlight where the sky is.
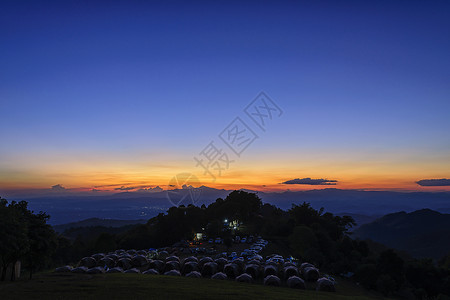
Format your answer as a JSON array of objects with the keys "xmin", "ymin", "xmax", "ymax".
[{"xmin": 1, "ymin": 0, "xmax": 450, "ymax": 197}]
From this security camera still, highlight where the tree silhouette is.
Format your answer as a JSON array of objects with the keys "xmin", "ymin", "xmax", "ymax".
[
  {"xmin": 0, "ymin": 198, "xmax": 29, "ymax": 281},
  {"xmin": 0, "ymin": 198, "xmax": 57, "ymax": 280}
]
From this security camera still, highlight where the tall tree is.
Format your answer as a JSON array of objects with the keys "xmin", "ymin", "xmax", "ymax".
[
  {"xmin": 0, "ymin": 198, "xmax": 57, "ymax": 280},
  {"xmin": 0, "ymin": 198, "xmax": 29, "ymax": 281},
  {"xmin": 23, "ymin": 211, "xmax": 58, "ymax": 279}
]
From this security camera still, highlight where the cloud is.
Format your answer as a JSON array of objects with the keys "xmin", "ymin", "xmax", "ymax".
[
  {"xmin": 51, "ymin": 184, "xmax": 66, "ymax": 191},
  {"xmin": 114, "ymin": 186, "xmax": 136, "ymax": 191},
  {"xmin": 416, "ymin": 178, "xmax": 450, "ymax": 186},
  {"xmin": 281, "ymin": 178, "xmax": 338, "ymax": 185}
]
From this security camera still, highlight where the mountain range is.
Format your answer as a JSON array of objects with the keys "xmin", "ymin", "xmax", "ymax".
[
  {"xmin": 353, "ymin": 209, "xmax": 450, "ymax": 259},
  {"xmin": 11, "ymin": 187, "xmax": 450, "ymax": 225}
]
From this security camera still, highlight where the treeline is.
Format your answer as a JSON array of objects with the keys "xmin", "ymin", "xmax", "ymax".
[{"xmin": 0, "ymin": 198, "xmax": 57, "ymax": 280}]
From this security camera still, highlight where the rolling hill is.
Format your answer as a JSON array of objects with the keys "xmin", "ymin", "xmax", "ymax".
[{"xmin": 353, "ymin": 209, "xmax": 450, "ymax": 259}]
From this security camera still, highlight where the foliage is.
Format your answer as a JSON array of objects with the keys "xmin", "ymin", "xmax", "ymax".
[
  {"xmin": 0, "ymin": 197, "xmax": 58, "ymax": 280},
  {"xmin": 23, "ymin": 210, "xmax": 58, "ymax": 279},
  {"xmin": 0, "ymin": 198, "xmax": 29, "ymax": 281}
]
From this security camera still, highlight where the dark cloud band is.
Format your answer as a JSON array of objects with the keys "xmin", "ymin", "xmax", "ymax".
[
  {"xmin": 281, "ymin": 178, "xmax": 338, "ymax": 185},
  {"xmin": 416, "ymin": 179, "xmax": 450, "ymax": 186},
  {"xmin": 114, "ymin": 186, "xmax": 136, "ymax": 191}
]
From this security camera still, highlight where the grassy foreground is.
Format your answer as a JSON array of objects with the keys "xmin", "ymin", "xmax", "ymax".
[{"xmin": 0, "ymin": 272, "xmax": 387, "ymax": 300}]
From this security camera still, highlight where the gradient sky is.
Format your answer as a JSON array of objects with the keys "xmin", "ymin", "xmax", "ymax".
[{"xmin": 1, "ymin": 0, "xmax": 450, "ymax": 196}]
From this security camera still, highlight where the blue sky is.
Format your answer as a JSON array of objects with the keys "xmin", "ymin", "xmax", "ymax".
[{"xmin": 1, "ymin": 1, "xmax": 449, "ymax": 193}]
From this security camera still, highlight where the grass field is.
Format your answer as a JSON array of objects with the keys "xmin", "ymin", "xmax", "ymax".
[{"xmin": 0, "ymin": 272, "xmax": 389, "ymax": 300}]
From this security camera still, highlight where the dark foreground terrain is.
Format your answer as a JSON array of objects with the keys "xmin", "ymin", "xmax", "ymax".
[{"xmin": 0, "ymin": 272, "xmax": 388, "ymax": 300}]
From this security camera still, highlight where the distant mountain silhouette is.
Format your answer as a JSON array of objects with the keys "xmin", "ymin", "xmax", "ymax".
[
  {"xmin": 53, "ymin": 217, "xmax": 147, "ymax": 233},
  {"xmin": 109, "ymin": 188, "xmax": 450, "ymax": 216},
  {"xmin": 261, "ymin": 189, "xmax": 450, "ymax": 215},
  {"xmin": 336, "ymin": 213, "xmax": 381, "ymax": 229},
  {"xmin": 15, "ymin": 188, "xmax": 450, "ymax": 225},
  {"xmin": 353, "ymin": 209, "xmax": 450, "ymax": 259}
]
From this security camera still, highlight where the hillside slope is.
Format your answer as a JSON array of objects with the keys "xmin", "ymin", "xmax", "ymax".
[{"xmin": 353, "ymin": 209, "xmax": 450, "ymax": 259}]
